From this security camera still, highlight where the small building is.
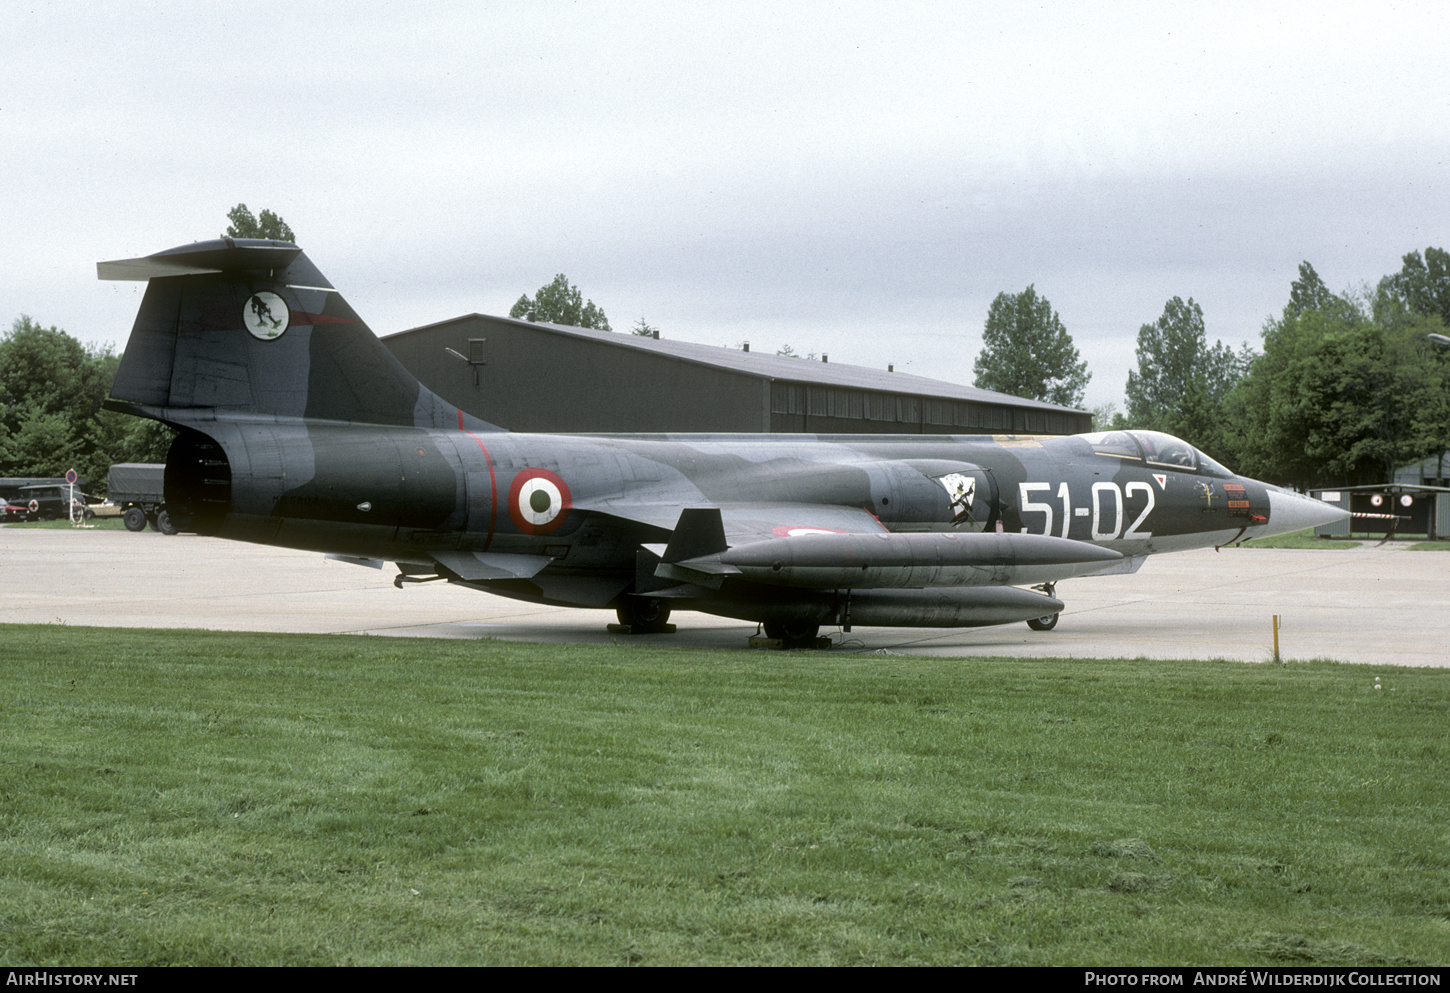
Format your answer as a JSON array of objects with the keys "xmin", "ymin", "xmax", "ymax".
[
  {"xmin": 1311, "ymin": 484, "xmax": 1450, "ymax": 540},
  {"xmin": 382, "ymin": 314, "xmax": 1091, "ymax": 436}
]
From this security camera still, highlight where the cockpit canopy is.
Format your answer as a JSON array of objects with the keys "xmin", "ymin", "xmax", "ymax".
[{"xmin": 1081, "ymin": 430, "xmax": 1234, "ymax": 477}]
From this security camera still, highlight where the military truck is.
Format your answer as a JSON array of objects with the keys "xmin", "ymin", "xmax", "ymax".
[{"xmin": 106, "ymin": 463, "xmax": 177, "ymax": 534}]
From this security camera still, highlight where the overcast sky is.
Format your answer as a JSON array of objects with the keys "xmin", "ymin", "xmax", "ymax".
[{"xmin": 4, "ymin": 0, "xmax": 1447, "ymax": 412}]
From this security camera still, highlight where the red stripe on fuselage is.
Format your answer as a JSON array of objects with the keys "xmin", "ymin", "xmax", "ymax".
[{"xmin": 459, "ymin": 414, "xmax": 498, "ymax": 552}]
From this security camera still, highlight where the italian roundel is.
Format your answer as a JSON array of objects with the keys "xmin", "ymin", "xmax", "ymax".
[{"xmin": 508, "ymin": 468, "xmax": 572, "ymax": 535}]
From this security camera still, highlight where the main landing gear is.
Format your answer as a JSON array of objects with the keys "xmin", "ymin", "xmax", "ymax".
[
  {"xmin": 1026, "ymin": 582, "xmax": 1059, "ymax": 631},
  {"xmin": 612, "ymin": 595, "xmax": 675, "ymax": 635},
  {"xmin": 761, "ymin": 619, "xmax": 823, "ymax": 650}
]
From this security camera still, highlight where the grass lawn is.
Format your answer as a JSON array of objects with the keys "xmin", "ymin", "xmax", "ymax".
[
  {"xmin": 1233, "ymin": 528, "xmax": 1450, "ymax": 549},
  {"xmin": 1230, "ymin": 529, "xmax": 1360, "ymax": 549},
  {"xmin": 3, "ymin": 625, "xmax": 1447, "ymax": 966},
  {"xmin": 4, "ymin": 517, "xmax": 129, "ymax": 530}
]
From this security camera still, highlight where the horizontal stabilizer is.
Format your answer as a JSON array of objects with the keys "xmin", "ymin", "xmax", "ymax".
[{"xmin": 98, "ymin": 239, "xmax": 304, "ymax": 281}]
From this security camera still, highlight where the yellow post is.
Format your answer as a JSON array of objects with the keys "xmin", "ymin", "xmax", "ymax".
[{"xmin": 1272, "ymin": 614, "xmax": 1281, "ymax": 663}]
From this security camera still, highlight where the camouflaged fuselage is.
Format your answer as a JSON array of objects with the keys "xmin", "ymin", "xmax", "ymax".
[{"xmin": 100, "ymin": 239, "xmax": 1346, "ymax": 631}]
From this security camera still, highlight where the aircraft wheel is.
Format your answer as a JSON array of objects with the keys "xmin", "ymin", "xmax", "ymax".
[
  {"xmin": 763, "ymin": 619, "xmax": 821, "ymax": 649},
  {"xmin": 616, "ymin": 595, "xmax": 672, "ymax": 633},
  {"xmin": 156, "ymin": 510, "xmax": 179, "ymax": 536},
  {"xmin": 123, "ymin": 507, "xmax": 147, "ymax": 531},
  {"xmin": 1027, "ymin": 613, "xmax": 1059, "ymax": 632}
]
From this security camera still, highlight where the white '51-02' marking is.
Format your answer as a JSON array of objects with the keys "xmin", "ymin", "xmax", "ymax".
[{"xmin": 1019, "ymin": 481, "xmax": 1153, "ymax": 541}]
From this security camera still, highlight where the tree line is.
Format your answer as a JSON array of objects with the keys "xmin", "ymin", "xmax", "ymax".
[
  {"xmin": 4, "ymin": 201, "xmax": 1444, "ymax": 491},
  {"xmin": 973, "ymin": 248, "xmax": 1450, "ymax": 488},
  {"xmin": 0, "ymin": 317, "xmax": 173, "ymax": 486}
]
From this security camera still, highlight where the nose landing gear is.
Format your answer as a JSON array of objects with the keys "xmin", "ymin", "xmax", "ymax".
[{"xmin": 1026, "ymin": 582, "xmax": 1060, "ymax": 631}]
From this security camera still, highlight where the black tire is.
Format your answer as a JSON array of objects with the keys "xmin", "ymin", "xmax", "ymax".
[
  {"xmin": 156, "ymin": 510, "xmax": 179, "ymax": 536},
  {"xmin": 1027, "ymin": 613, "xmax": 1059, "ymax": 632},
  {"xmin": 123, "ymin": 507, "xmax": 147, "ymax": 531},
  {"xmin": 615, "ymin": 595, "xmax": 672, "ymax": 633},
  {"xmin": 763, "ymin": 619, "xmax": 821, "ymax": 649}
]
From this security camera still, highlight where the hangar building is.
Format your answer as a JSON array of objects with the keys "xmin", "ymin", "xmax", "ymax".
[{"xmin": 382, "ymin": 314, "xmax": 1091, "ymax": 436}]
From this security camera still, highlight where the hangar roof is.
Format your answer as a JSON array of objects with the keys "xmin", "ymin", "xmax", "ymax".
[{"xmin": 391, "ymin": 313, "xmax": 1087, "ymax": 416}]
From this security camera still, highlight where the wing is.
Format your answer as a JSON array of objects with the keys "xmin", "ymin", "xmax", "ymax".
[
  {"xmin": 570, "ymin": 496, "xmax": 887, "ymax": 537},
  {"xmin": 715, "ymin": 503, "xmax": 891, "ymax": 543}
]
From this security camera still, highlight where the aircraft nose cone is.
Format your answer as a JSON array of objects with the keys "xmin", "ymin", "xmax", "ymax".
[{"xmin": 1265, "ymin": 487, "xmax": 1351, "ymax": 536}]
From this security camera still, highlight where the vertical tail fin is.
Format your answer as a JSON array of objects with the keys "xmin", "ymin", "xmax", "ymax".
[{"xmin": 101, "ymin": 238, "xmax": 497, "ymax": 430}]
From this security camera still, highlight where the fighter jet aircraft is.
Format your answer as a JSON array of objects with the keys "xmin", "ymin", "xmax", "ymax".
[{"xmin": 99, "ymin": 239, "xmax": 1349, "ymax": 647}]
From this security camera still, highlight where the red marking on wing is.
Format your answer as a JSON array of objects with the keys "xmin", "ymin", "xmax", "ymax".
[{"xmin": 770, "ymin": 525, "xmax": 851, "ymax": 538}]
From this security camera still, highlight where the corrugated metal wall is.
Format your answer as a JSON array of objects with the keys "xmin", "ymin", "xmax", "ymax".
[{"xmin": 386, "ymin": 316, "xmax": 1091, "ymax": 436}]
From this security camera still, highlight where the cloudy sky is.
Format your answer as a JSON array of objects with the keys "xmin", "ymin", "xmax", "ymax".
[{"xmin": 4, "ymin": 1, "xmax": 1447, "ymax": 411}]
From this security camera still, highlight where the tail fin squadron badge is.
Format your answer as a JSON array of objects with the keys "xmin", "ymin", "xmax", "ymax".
[{"xmin": 244, "ymin": 292, "xmax": 289, "ymax": 340}]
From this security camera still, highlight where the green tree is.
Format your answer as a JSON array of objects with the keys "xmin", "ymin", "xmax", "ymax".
[
  {"xmin": 972, "ymin": 286, "xmax": 1089, "ymax": 408},
  {"xmin": 1124, "ymin": 297, "xmax": 1245, "ymax": 458},
  {"xmin": 2, "ymin": 403, "xmax": 80, "ymax": 477},
  {"xmin": 0, "ymin": 317, "xmax": 171, "ymax": 487},
  {"xmin": 509, "ymin": 275, "xmax": 611, "ymax": 331},
  {"xmin": 1282, "ymin": 261, "xmax": 1345, "ymax": 323},
  {"xmin": 117, "ymin": 418, "xmax": 177, "ymax": 464},
  {"xmin": 1090, "ymin": 400, "xmax": 1129, "ymax": 432},
  {"xmin": 1375, "ymin": 247, "xmax": 1450, "ymax": 327},
  {"xmin": 79, "ymin": 408, "xmax": 177, "ymax": 486},
  {"xmin": 1231, "ymin": 263, "xmax": 1450, "ymax": 488},
  {"xmin": 0, "ymin": 317, "xmax": 111, "ymax": 441},
  {"xmin": 630, "ymin": 317, "xmax": 660, "ymax": 338},
  {"xmin": 225, "ymin": 204, "xmax": 295, "ymax": 241}
]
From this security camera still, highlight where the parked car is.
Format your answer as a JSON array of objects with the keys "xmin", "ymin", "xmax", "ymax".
[{"xmin": 85, "ymin": 500, "xmax": 123, "ymax": 521}]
